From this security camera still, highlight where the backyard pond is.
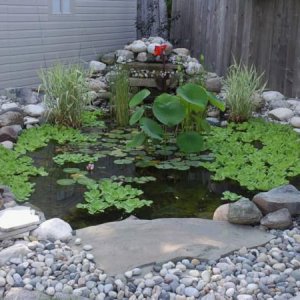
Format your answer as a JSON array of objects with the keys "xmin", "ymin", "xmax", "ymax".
[{"xmin": 29, "ymin": 140, "xmax": 242, "ymax": 229}]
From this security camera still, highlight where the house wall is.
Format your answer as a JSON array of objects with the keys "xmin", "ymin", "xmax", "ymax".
[
  {"xmin": 0, "ymin": 0, "xmax": 137, "ymax": 89},
  {"xmin": 171, "ymin": 0, "xmax": 300, "ymax": 97}
]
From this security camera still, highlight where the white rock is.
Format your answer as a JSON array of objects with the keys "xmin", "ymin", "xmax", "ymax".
[
  {"xmin": 31, "ymin": 218, "xmax": 72, "ymax": 242},
  {"xmin": 0, "ymin": 244, "xmax": 31, "ymax": 266},
  {"xmin": 0, "ymin": 206, "xmax": 40, "ymax": 231},
  {"xmin": 290, "ymin": 116, "xmax": 300, "ymax": 128},
  {"xmin": 115, "ymin": 50, "xmax": 134, "ymax": 62},
  {"xmin": 295, "ymin": 105, "xmax": 300, "ymax": 116},
  {"xmin": 130, "ymin": 40, "xmax": 147, "ymax": 53},
  {"xmin": 136, "ymin": 52, "xmax": 148, "ymax": 62},
  {"xmin": 262, "ymin": 91, "xmax": 285, "ymax": 102},
  {"xmin": 1, "ymin": 103, "xmax": 18, "ymax": 111},
  {"xmin": 268, "ymin": 108, "xmax": 294, "ymax": 121},
  {"xmin": 89, "ymin": 61, "xmax": 107, "ymax": 73},
  {"xmin": 149, "ymin": 37, "xmax": 165, "ymax": 44},
  {"xmin": 75, "ymin": 238, "xmax": 82, "ymax": 245},
  {"xmin": 0, "ymin": 141, "xmax": 14, "ymax": 150},
  {"xmin": 173, "ymin": 48, "xmax": 190, "ymax": 56},
  {"xmin": 23, "ymin": 104, "xmax": 45, "ymax": 117},
  {"xmin": 186, "ymin": 61, "xmax": 203, "ymax": 75},
  {"xmin": 24, "ymin": 117, "xmax": 39, "ymax": 126}
]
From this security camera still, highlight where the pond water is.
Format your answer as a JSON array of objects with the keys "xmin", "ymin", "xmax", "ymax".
[{"xmin": 28, "ymin": 142, "xmax": 250, "ymax": 229}]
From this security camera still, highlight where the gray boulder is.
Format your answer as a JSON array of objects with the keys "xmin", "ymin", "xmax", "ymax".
[
  {"xmin": 0, "ymin": 126, "xmax": 19, "ymax": 142},
  {"xmin": 205, "ymin": 77, "xmax": 222, "ymax": 93},
  {"xmin": 228, "ymin": 198, "xmax": 262, "ymax": 225},
  {"xmin": 101, "ymin": 52, "xmax": 116, "ymax": 65},
  {"xmin": 262, "ymin": 91, "xmax": 285, "ymax": 102},
  {"xmin": 31, "ymin": 218, "xmax": 73, "ymax": 242},
  {"xmin": 260, "ymin": 208, "xmax": 292, "ymax": 229},
  {"xmin": 268, "ymin": 108, "xmax": 294, "ymax": 121},
  {"xmin": 0, "ymin": 111, "xmax": 23, "ymax": 127},
  {"xmin": 5, "ymin": 88, "xmax": 42, "ymax": 105},
  {"xmin": 253, "ymin": 185, "xmax": 300, "ymax": 216},
  {"xmin": 89, "ymin": 61, "xmax": 106, "ymax": 73},
  {"xmin": 23, "ymin": 104, "xmax": 46, "ymax": 117}
]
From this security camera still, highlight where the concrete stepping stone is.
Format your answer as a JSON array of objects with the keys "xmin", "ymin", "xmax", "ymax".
[
  {"xmin": 0, "ymin": 206, "xmax": 40, "ymax": 240},
  {"xmin": 73, "ymin": 218, "xmax": 273, "ymax": 275}
]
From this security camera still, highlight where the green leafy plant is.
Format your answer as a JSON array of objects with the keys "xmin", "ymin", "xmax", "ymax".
[
  {"xmin": 81, "ymin": 110, "xmax": 105, "ymax": 128},
  {"xmin": 53, "ymin": 153, "xmax": 102, "ymax": 165},
  {"xmin": 202, "ymin": 119, "xmax": 300, "ymax": 191},
  {"xmin": 221, "ymin": 191, "xmax": 242, "ymax": 202},
  {"xmin": 111, "ymin": 66, "xmax": 130, "ymax": 126},
  {"xmin": 39, "ymin": 63, "xmax": 89, "ymax": 128},
  {"xmin": 128, "ymin": 83, "xmax": 225, "ymax": 153},
  {"xmin": 224, "ymin": 62, "xmax": 266, "ymax": 122},
  {"xmin": 0, "ymin": 146, "xmax": 47, "ymax": 201},
  {"xmin": 77, "ymin": 179, "xmax": 152, "ymax": 214},
  {"xmin": 14, "ymin": 125, "xmax": 94, "ymax": 154}
]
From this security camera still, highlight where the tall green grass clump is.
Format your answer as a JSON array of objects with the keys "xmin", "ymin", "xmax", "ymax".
[
  {"xmin": 224, "ymin": 62, "xmax": 266, "ymax": 122},
  {"xmin": 39, "ymin": 63, "xmax": 89, "ymax": 128},
  {"xmin": 111, "ymin": 67, "xmax": 130, "ymax": 126}
]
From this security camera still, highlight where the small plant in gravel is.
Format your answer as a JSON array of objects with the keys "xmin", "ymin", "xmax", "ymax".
[{"xmin": 39, "ymin": 63, "xmax": 89, "ymax": 128}]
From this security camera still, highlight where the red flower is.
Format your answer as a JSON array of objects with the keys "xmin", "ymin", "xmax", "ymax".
[{"xmin": 154, "ymin": 44, "xmax": 167, "ymax": 57}]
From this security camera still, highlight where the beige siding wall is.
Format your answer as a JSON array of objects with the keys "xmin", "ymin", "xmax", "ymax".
[{"xmin": 0, "ymin": 0, "xmax": 137, "ymax": 89}]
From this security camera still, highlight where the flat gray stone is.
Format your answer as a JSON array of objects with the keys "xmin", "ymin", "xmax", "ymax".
[
  {"xmin": 73, "ymin": 218, "xmax": 273, "ymax": 275},
  {"xmin": 0, "ymin": 206, "xmax": 40, "ymax": 231},
  {"xmin": 4, "ymin": 288, "xmax": 51, "ymax": 300},
  {"xmin": 0, "ymin": 224, "xmax": 38, "ymax": 240},
  {"xmin": 253, "ymin": 185, "xmax": 300, "ymax": 215}
]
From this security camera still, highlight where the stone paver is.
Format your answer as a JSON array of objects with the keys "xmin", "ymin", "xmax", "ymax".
[{"xmin": 73, "ymin": 218, "xmax": 273, "ymax": 274}]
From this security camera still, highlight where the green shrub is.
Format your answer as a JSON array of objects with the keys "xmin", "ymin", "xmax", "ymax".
[
  {"xmin": 224, "ymin": 62, "xmax": 265, "ymax": 122},
  {"xmin": 39, "ymin": 63, "xmax": 89, "ymax": 128},
  {"xmin": 111, "ymin": 67, "xmax": 130, "ymax": 126}
]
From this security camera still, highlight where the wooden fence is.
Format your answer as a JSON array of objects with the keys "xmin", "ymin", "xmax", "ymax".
[{"xmin": 171, "ymin": 0, "xmax": 300, "ymax": 97}]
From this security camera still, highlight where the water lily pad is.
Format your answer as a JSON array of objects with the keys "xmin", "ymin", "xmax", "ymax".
[
  {"xmin": 130, "ymin": 107, "xmax": 145, "ymax": 125},
  {"xmin": 63, "ymin": 168, "xmax": 81, "ymax": 173},
  {"xmin": 177, "ymin": 132, "xmax": 204, "ymax": 153},
  {"xmin": 114, "ymin": 158, "xmax": 134, "ymax": 165},
  {"xmin": 140, "ymin": 118, "xmax": 164, "ymax": 140},
  {"xmin": 129, "ymin": 89, "xmax": 150, "ymax": 108},
  {"xmin": 57, "ymin": 179, "xmax": 76, "ymax": 186},
  {"xmin": 153, "ymin": 93, "xmax": 185, "ymax": 126}
]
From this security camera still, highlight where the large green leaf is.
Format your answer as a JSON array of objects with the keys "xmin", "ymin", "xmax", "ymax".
[
  {"xmin": 177, "ymin": 83, "xmax": 208, "ymax": 111},
  {"xmin": 176, "ymin": 131, "xmax": 204, "ymax": 153},
  {"xmin": 207, "ymin": 91, "xmax": 226, "ymax": 112},
  {"xmin": 129, "ymin": 107, "xmax": 145, "ymax": 125},
  {"xmin": 126, "ymin": 132, "xmax": 146, "ymax": 148},
  {"xmin": 129, "ymin": 89, "xmax": 150, "ymax": 108},
  {"xmin": 153, "ymin": 94, "xmax": 185, "ymax": 126},
  {"xmin": 140, "ymin": 117, "xmax": 164, "ymax": 140}
]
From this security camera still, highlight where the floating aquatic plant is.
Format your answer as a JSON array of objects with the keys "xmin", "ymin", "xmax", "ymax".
[{"xmin": 77, "ymin": 179, "xmax": 152, "ymax": 214}]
